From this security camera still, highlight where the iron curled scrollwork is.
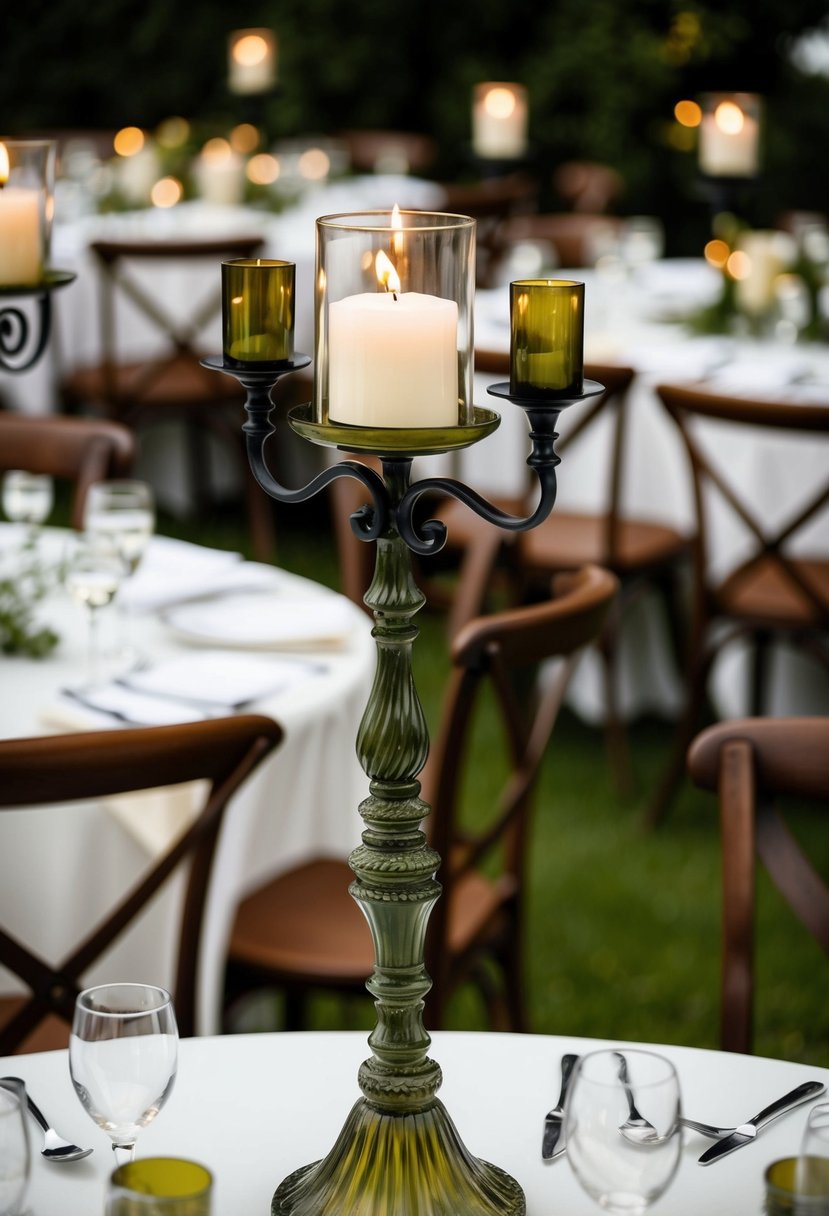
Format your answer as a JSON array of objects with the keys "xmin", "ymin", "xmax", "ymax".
[
  {"xmin": 202, "ymin": 354, "xmax": 391, "ymax": 541},
  {"xmin": 0, "ymin": 295, "xmax": 51, "ymax": 374}
]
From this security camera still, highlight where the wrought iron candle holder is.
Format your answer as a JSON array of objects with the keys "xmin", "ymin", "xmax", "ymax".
[
  {"xmin": 0, "ymin": 271, "xmax": 75, "ymax": 374},
  {"xmin": 204, "ymin": 350, "xmax": 602, "ymax": 1216}
]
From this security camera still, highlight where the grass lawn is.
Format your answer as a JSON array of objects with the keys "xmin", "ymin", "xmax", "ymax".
[{"xmin": 167, "ymin": 497, "xmax": 829, "ymax": 1067}]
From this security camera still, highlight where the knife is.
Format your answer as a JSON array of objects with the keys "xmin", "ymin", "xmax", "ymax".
[
  {"xmin": 542, "ymin": 1053, "xmax": 579, "ymax": 1160},
  {"xmin": 698, "ymin": 1080, "xmax": 826, "ymax": 1165}
]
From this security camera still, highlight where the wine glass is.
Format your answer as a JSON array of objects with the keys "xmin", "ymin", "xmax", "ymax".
[
  {"xmin": 69, "ymin": 983, "xmax": 178, "ymax": 1167},
  {"xmin": 796, "ymin": 1102, "xmax": 829, "ymax": 1198},
  {"xmin": 83, "ymin": 480, "xmax": 155, "ymax": 667},
  {"xmin": 0, "ymin": 1079, "xmax": 30, "ymax": 1216},
  {"xmin": 65, "ymin": 537, "xmax": 125, "ymax": 688},
  {"xmin": 564, "ymin": 1049, "xmax": 682, "ymax": 1215},
  {"xmin": 2, "ymin": 469, "xmax": 54, "ymax": 550}
]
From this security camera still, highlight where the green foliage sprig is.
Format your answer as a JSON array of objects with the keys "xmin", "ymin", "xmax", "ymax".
[{"xmin": 0, "ymin": 542, "xmax": 60, "ymax": 658}]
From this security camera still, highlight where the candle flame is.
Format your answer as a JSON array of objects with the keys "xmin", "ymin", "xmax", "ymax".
[
  {"xmin": 484, "ymin": 86, "xmax": 517, "ymax": 119},
  {"xmin": 715, "ymin": 101, "xmax": 745, "ymax": 136},
  {"xmin": 234, "ymin": 33, "xmax": 268, "ymax": 66},
  {"xmin": 375, "ymin": 249, "xmax": 401, "ymax": 294},
  {"xmin": 0, "ymin": 142, "xmax": 7, "ymax": 187}
]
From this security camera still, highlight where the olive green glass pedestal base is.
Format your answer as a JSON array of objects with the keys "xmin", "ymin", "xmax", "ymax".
[{"xmin": 273, "ymin": 1097, "xmax": 525, "ymax": 1216}]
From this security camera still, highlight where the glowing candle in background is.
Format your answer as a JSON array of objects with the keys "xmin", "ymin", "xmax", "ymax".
[
  {"xmin": 698, "ymin": 93, "xmax": 761, "ymax": 178},
  {"xmin": 222, "ymin": 258, "xmax": 295, "ymax": 364},
  {"xmin": 228, "ymin": 29, "xmax": 278, "ymax": 95},
  {"xmin": 472, "ymin": 82, "xmax": 529, "ymax": 159},
  {"xmin": 0, "ymin": 140, "xmax": 54, "ymax": 287},
  {"xmin": 510, "ymin": 279, "xmax": 585, "ymax": 398},
  {"xmin": 328, "ymin": 243, "xmax": 459, "ymax": 428}
]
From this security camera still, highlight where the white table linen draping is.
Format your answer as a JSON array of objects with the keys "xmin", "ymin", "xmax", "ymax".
[
  {"xmin": 8, "ymin": 1029, "xmax": 829, "ymax": 1214},
  {"xmin": 0, "ymin": 529, "xmax": 375, "ymax": 1034}
]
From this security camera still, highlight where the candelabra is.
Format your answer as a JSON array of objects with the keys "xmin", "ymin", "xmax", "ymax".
[{"xmin": 206, "ymin": 224, "xmax": 602, "ymax": 1215}]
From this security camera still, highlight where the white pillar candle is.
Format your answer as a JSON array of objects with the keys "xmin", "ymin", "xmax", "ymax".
[
  {"xmin": 699, "ymin": 98, "xmax": 760, "ymax": 177},
  {"xmin": 472, "ymin": 82, "xmax": 528, "ymax": 159},
  {"xmin": 228, "ymin": 29, "xmax": 277, "ymax": 95},
  {"xmin": 734, "ymin": 230, "xmax": 795, "ymax": 316},
  {"xmin": 328, "ymin": 251, "xmax": 459, "ymax": 428},
  {"xmin": 195, "ymin": 139, "xmax": 244, "ymax": 206},
  {"xmin": 0, "ymin": 186, "xmax": 42, "ymax": 286}
]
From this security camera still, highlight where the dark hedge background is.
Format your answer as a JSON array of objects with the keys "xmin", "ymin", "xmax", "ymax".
[{"xmin": 2, "ymin": 0, "xmax": 828, "ymax": 252}]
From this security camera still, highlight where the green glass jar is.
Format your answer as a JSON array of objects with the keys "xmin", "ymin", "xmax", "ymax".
[
  {"xmin": 765, "ymin": 1157, "xmax": 829, "ymax": 1215},
  {"xmin": 107, "ymin": 1157, "xmax": 213, "ymax": 1215},
  {"xmin": 222, "ymin": 258, "xmax": 295, "ymax": 365},
  {"xmin": 509, "ymin": 278, "xmax": 584, "ymax": 398}
]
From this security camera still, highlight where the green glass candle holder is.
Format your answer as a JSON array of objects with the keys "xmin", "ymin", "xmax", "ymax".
[
  {"xmin": 509, "ymin": 278, "xmax": 584, "ymax": 398},
  {"xmin": 107, "ymin": 1157, "xmax": 213, "ymax": 1215},
  {"xmin": 222, "ymin": 258, "xmax": 295, "ymax": 366}
]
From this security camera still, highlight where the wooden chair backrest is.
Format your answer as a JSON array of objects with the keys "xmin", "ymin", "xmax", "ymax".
[
  {"xmin": 0, "ymin": 412, "xmax": 135, "ymax": 529},
  {"xmin": 423, "ymin": 565, "xmax": 618, "ymax": 980},
  {"xmin": 89, "ymin": 234, "xmax": 266, "ymax": 406},
  {"xmin": 687, "ymin": 716, "xmax": 829, "ymax": 1053},
  {"xmin": 0, "ymin": 714, "xmax": 282, "ymax": 1051},
  {"xmin": 499, "ymin": 212, "xmax": 625, "ymax": 268},
  {"xmin": 656, "ymin": 383, "xmax": 829, "ymax": 623},
  {"xmin": 439, "ymin": 175, "xmax": 540, "ymax": 287}
]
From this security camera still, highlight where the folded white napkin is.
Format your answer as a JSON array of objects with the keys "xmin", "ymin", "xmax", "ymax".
[
  {"xmin": 42, "ymin": 650, "xmax": 320, "ymax": 729},
  {"xmin": 122, "ymin": 536, "xmax": 280, "ymax": 614},
  {"xmin": 163, "ymin": 591, "xmax": 355, "ymax": 650}
]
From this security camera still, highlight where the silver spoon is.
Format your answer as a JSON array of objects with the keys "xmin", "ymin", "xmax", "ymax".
[
  {"xmin": 2, "ymin": 1076, "xmax": 93, "ymax": 1162},
  {"xmin": 614, "ymin": 1051, "xmax": 660, "ymax": 1144}
]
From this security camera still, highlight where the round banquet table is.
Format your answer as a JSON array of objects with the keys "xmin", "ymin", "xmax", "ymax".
[
  {"xmin": 7, "ymin": 1029, "xmax": 829, "ymax": 1214},
  {"xmin": 0, "ymin": 528, "xmax": 375, "ymax": 1035}
]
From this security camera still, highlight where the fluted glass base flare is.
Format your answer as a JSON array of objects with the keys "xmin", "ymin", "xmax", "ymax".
[{"xmin": 272, "ymin": 1097, "xmax": 525, "ymax": 1216}]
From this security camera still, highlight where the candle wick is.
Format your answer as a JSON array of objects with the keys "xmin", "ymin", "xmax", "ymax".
[{"xmin": 393, "ymin": 291, "xmax": 398, "ymax": 302}]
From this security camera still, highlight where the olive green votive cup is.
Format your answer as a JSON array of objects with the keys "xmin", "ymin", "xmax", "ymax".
[
  {"xmin": 509, "ymin": 278, "xmax": 585, "ymax": 398},
  {"xmin": 222, "ymin": 258, "xmax": 295, "ymax": 365},
  {"xmin": 107, "ymin": 1157, "xmax": 213, "ymax": 1215},
  {"xmin": 765, "ymin": 1157, "xmax": 829, "ymax": 1214}
]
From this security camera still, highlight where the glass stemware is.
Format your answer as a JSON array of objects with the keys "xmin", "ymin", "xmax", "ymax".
[
  {"xmin": 83, "ymin": 480, "xmax": 155, "ymax": 667},
  {"xmin": 564, "ymin": 1048, "xmax": 682, "ymax": 1216},
  {"xmin": 65, "ymin": 537, "xmax": 125, "ymax": 687},
  {"xmin": 2, "ymin": 469, "xmax": 54, "ymax": 550},
  {"xmin": 0, "ymin": 1078, "xmax": 31, "ymax": 1216},
  {"xmin": 796, "ymin": 1102, "xmax": 829, "ymax": 1199},
  {"xmin": 69, "ymin": 983, "xmax": 178, "ymax": 1167}
]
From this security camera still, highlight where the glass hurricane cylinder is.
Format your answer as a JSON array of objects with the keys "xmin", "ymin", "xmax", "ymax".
[
  {"xmin": 222, "ymin": 258, "xmax": 295, "ymax": 366},
  {"xmin": 0, "ymin": 139, "xmax": 56, "ymax": 288},
  {"xmin": 315, "ymin": 210, "xmax": 475, "ymax": 429},
  {"xmin": 510, "ymin": 278, "xmax": 584, "ymax": 398}
]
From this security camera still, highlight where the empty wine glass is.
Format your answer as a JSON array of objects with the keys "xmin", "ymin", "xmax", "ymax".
[
  {"xmin": 796, "ymin": 1102, "xmax": 829, "ymax": 1198},
  {"xmin": 2, "ymin": 469, "xmax": 54, "ymax": 549},
  {"xmin": 69, "ymin": 983, "xmax": 178, "ymax": 1167},
  {"xmin": 65, "ymin": 537, "xmax": 125, "ymax": 687},
  {"xmin": 83, "ymin": 480, "xmax": 155, "ymax": 667},
  {"xmin": 564, "ymin": 1049, "xmax": 682, "ymax": 1215},
  {"xmin": 0, "ymin": 1078, "xmax": 31, "ymax": 1216}
]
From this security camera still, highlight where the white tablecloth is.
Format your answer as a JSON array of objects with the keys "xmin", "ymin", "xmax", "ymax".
[
  {"xmin": 0, "ymin": 530, "xmax": 375, "ymax": 1034},
  {"xmin": 8, "ymin": 1029, "xmax": 829, "ymax": 1215}
]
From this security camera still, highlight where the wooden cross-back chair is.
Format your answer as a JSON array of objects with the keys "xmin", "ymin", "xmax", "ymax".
[
  {"xmin": 438, "ymin": 174, "xmax": 540, "ymax": 288},
  {"xmin": 224, "ymin": 564, "xmax": 617, "ymax": 1032},
  {"xmin": 0, "ymin": 412, "xmax": 135, "ymax": 529},
  {"xmin": 646, "ymin": 384, "xmax": 829, "ymax": 828},
  {"xmin": 0, "ymin": 715, "xmax": 282, "ymax": 1054},
  {"xmin": 687, "ymin": 716, "xmax": 829, "ymax": 1054},
  {"xmin": 60, "ymin": 234, "xmax": 277, "ymax": 560},
  {"xmin": 432, "ymin": 354, "xmax": 689, "ymax": 794}
]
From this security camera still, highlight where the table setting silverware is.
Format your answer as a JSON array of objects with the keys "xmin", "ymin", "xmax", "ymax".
[
  {"xmin": 1, "ymin": 1075, "xmax": 93, "ymax": 1162},
  {"xmin": 541, "ymin": 1052, "xmax": 579, "ymax": 1160},
  {"xmin": 697, "ymin": 1081, "xmax": 826, "ymax": 1165},
  {"xmin": 615, "ymin": 1049, "xmax": 661, "ymax": 1144}
]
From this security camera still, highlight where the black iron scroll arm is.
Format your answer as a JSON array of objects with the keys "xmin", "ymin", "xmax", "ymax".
[
  {"xmin": 0, "ymin": 294, "xmax": 51, "ymax": 374},
  {"xmin": 212, "ymin": 357, "xmax": 391, "ymax": 541},
  {"xmin": 396, "ymin": 403, "xmax": 564, "ymax": 555}
]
